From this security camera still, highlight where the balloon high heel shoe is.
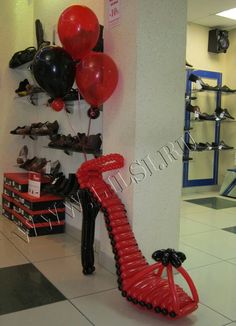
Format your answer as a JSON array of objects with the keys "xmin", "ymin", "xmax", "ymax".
[{"xmin": 76, "ymin": 154, "xmax": 199, "ymax": 319}]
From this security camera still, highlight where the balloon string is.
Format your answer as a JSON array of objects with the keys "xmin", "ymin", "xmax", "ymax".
[
  {"xmin": 87, "ymin": 117, "xmax": 92, "ymax": 137},
  {"xmin": 83, "ymin": 152, "xmax": 87, "ymax": 161},
  {"xmin": 65, "ymin": 109, "xmax": 77, "ymax": 136}
]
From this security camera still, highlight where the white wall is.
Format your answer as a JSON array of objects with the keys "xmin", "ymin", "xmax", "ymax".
[
  {"xmin": 101, "ymin": 0, "xmax": 187, "ymax": 270},
  {"xmin": 0, "ymin": 0, "xmax": 36, "ymax": 188}
]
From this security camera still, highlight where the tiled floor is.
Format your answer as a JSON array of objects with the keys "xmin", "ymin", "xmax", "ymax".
[{"xmin": 1, "ymin": 191, "xmax": 236, "ymax": 325}]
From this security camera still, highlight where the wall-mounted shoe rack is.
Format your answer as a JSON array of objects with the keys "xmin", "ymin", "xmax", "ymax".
[
  {"xmin": 183, "ymin": 69, "xmax": 235, "ymax": 187},
  {"xmin": 2, "ymin": 173, "xmax": 65, "ymax": 236}
]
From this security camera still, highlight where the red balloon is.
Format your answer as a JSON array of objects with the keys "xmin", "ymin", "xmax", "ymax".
[
  {"xmin": 76, "ymin": 52, "xmax": 119, "ymax": 107},
  {"xmin": 51, "ymin": 98, "xmax": 65, "ymax": 112},
  {"xmin": 58, "ymin": 5, "xmax": 100, "ymax": 61}
]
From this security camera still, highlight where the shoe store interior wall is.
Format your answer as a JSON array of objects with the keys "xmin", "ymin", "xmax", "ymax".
[
  {"xmin": 0, "ymin": 0, "xmax": 104, "ymax": 241},
  {"xmin": 185, "ymin": 23, "xmax": 236, "ymax": 189},
  {"xmin": 3, "ymin": 0, "xmax": 236, "ymax": 324}
]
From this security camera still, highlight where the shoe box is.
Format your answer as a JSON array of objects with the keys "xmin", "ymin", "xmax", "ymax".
[
  {"xmin": 4, "ymin": 172, "xmax": 50, "ymax": 193},
  {"xmin": 4, "ymin": 184, "xmax": 65, "ymax": 210},
  {"xmin": 2, "ymin": 173, "xmax": 65, "ymax": 237}
]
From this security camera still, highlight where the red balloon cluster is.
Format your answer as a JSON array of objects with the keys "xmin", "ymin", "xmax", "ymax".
[{"xmin": 58, "ymin": 5, "xmax": 119, "ymax": 109}]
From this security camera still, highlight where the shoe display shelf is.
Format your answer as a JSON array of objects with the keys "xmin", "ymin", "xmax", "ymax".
[
  {"xmin": 44, "ymin": 145, "xmax": 102, "ymax": 158},
  {"xmin": 183, "ymin": 69, "xmax": 235, "ymax": 187},
  {"xmin": 2, "ymin": 173, "xmax": 65, "ymax": 237}
]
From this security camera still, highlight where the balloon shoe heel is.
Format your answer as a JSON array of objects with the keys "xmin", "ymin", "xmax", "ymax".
[{"xmin": 76, "ymin": 154, "xmax": 199, "ymax": 319}]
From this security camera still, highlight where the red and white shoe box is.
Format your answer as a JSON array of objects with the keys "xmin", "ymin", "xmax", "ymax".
[{"xmin": 2, "ymin": 173, "xmax": 65, "ymax": 237}]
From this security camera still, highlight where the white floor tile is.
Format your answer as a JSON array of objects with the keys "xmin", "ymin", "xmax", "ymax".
[
  {"xmin": 0, "ymin": 238, "xmax": 28, "ymax": 268},
  {"xmin": 35, "ymin": 255, "xmax": 116, "ymax": 299},
  {"xmin": 0, "ymin": 216, "xmax": 17, "ymax": 238},
  {"xmin": 176, "ymin": 261, "xmax": 236, "ymax": 320},
  {"xmin": 182, "ymin": 192, "xmax": 218, "ymax": 200},
  {"xmin": 0, "ymin": 301, "xmax": 92, "ymax": 326},
  {"xmin": 180, "ymin": 218, "xmax": 217, "ymax": 236},
  {"xmin": 181, "ymin": 204, "xmax": 214, "ymax": 216},
  {"xmin": 72, "ymin": 289, "xmax": 230, "ymax": 326},
  {"xmin": 179, "ymin": 243, "xmax": 221, "ymax": 270},
  {"xmin": 221, "ymin": 207, "xmax": 236, "ymax": 215},
  {"xmin": 6, "ymin": 233, "xmax": 81, "ymax": 262},
  {"xmin": 182, "ymin": 209, "xmax": 236, "ymax": 229},
  {"xmin": 181, "ymin": 230, "xmax": 236, "ymax": 259},
  {"xmin": 226, "ymin": 257, "xmax": 236, "ymax": 266}
]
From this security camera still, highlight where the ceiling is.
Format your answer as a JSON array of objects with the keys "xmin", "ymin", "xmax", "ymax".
[{"xmin": 187, "ymin": 0, "xmax": 236, "ymax": 29}]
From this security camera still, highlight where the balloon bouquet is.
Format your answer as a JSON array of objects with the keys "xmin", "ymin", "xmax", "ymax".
[{"xmin": 32, "ymin": 5, "xmax": 119, "ymax": 114}]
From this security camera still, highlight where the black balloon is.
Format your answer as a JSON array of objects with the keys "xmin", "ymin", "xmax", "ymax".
[{"xmin": 32, "ymin": 46, "xmax": 75, "ymax": 99}]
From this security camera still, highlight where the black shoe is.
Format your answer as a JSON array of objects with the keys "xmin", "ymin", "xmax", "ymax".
[
  {"xmin": 219, "ymin": 85, "xmax": 236, "ymax": 93},
  {"xmin": 223, "ymin": 108, "xmax": 234, "ymax": 120},
  {"xmin": 60, "ymin": 174, "xmax": 77, "ymax": 197},
  {"xmin": 67, "ymin": 181, "xmax": 80, "ymax": 199},
  {"xmin": 15, "ymin": 79, "xmax": 30, "ymax": 93},
  {"xmin": 218, "ymin": 141, "xmax": 234, "ymax": 150},
  {"xmin": 189, "ymin": 73, "xmax": 200, "ymax": 83},
  {"xmin": 9, "ymin": 47, "xmax": 37, "ymax": 68},
  {"xmin": 54, "ymin": 177, "xmax": 69, "ymax": 195},
  {"xmin": 50, "ymin": 160, "xmax": 61, "ymax": 176},
  {"xmin": 186, "ymin": 103, "xmax": 200, "ymax": 113},
  {"xmin": 198, "ymin": 113, "xmax": 217, "ymax": 121},
  {"xmin": 44, "ymin": 175, "xmax": 66, "ymax": 194},
  {"xmin": 186, "ymin": 61, "xmax": 193, "ymax": 68},
  {"xmin": 186, "ymin": 143, "xmax": 207, "ymax": 151},
  {"xmin": 189, "ymin": 73, "xmax": 218, "ymax": 91},
  {"xmin": 205, "ymin": 142, "xmax": 213, "ymax": 150}
]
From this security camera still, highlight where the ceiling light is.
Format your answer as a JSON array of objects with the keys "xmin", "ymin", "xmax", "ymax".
[{"xmin": 216, "ymin": 8, "xmax": 236, "ymax": 20}]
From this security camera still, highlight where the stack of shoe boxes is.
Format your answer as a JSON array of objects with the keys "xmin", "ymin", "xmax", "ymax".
[{"xmin": 2, "ymin": 173, "xmax": 65, "ymax": 236}]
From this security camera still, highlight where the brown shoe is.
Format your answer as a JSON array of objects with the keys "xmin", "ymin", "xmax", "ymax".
[
  {"xmin": 29, "ymin": 158, "xmax": 47, "ymax": 172},
  {"xmin": 83, "ymin": 134, "xmax": 102, "ymax": 152},
  {"xmin": 19, "ymin": 156, "xmax": 37, "ymax": 169},
  {"xmin": 11, "ymin": 126, "xmax": 31, "ymax": 135},
  {"xmin": 71, "ymin": 133, "xmax": 87, "ymax": 151},
  {"xmin": 31, "ymin": 120, "xmax": 59, "ymax": 135}
]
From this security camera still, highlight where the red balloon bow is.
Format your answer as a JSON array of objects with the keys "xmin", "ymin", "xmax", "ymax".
[{"xmin": 76, "ymin": 52, "xmax": 119, "ymax": 108}]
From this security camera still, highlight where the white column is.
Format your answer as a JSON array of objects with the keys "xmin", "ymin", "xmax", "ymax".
[{"xmin": 100, "ymin": 0, "xmax": 187, "ymax": 271}]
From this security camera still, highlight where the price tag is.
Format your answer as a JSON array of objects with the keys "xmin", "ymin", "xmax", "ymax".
[
  {"xmin": 108, "ymin": 0, "xmax": 121, "ymax": 25},
  {"xmin": 28, "ymin": 172, "xmax": 41, "ymax": 198}
]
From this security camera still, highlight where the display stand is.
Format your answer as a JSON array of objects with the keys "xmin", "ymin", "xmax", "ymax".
[
  {"xmin": 183, "ymin": 69, "xmax": 222, "ymax": 187},
  {"xmin": 220, "ymin": 168, "xmax": 236, "ymax": 198}
]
